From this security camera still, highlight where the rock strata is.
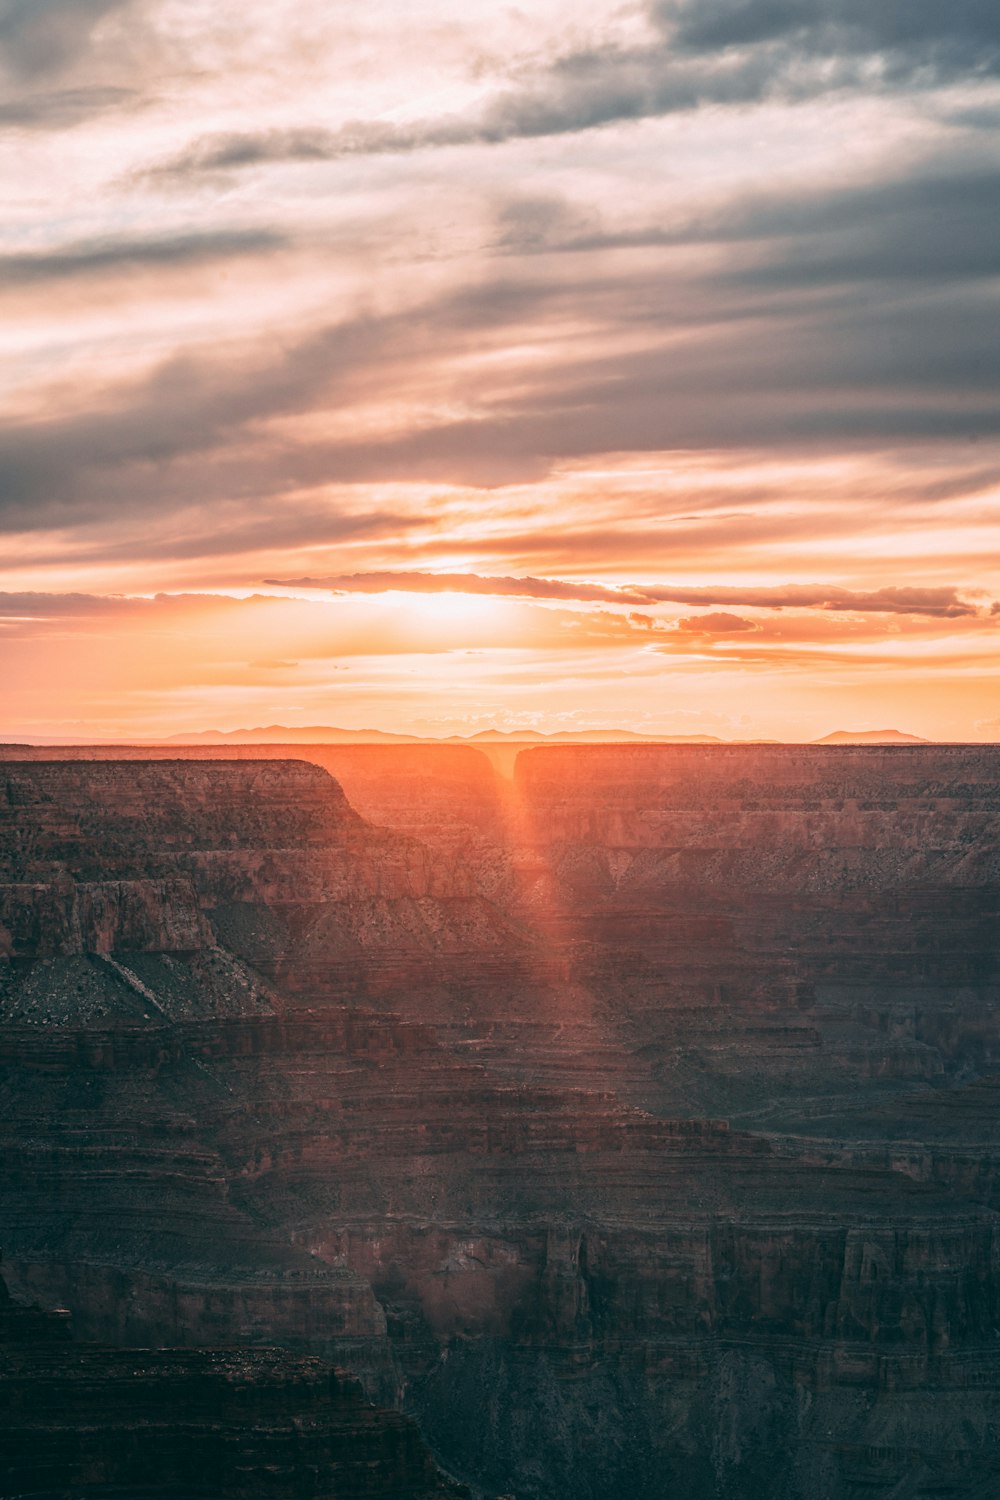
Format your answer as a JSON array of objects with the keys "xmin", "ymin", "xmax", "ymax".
[
  {"xmin": 0, "ymin": 748, "xmax": 999, "ymax": 1498},
  {"xmin": 0, "ymin": 1268, "xmax": 467, "ymax": 1498}
]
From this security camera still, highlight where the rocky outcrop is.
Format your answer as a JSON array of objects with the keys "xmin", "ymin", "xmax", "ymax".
[
  {"xmin": 0, "ymin": 743, "xmax": 507, "ymax": 849},
  {"xmin": 1, "ymin": 749, "xmax": 999, "ymax": 1498},
  {"xmin": 0, "ymin": 1269, "xmax": 467, "ymax": 1499},
  {"xmin": 9, "ymin": 743, "xmax": 996, "ymax": 1123},
  {"xmin": 504, "ymin": 745, "xmax": 1000, "ymax": 1128}
]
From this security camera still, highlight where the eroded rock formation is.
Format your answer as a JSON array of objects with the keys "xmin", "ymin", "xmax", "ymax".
[
  {"xmin": 1, "ymin": 747, "xmax": 999, "ymax": 1498},
  {"xmin": 0, "ymin": 1268, "xmax": 466, "ymax": 1499}
]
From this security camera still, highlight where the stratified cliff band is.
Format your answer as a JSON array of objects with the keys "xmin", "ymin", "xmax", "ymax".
[{"xmin": 1, "ymin": 746, "xmax": 999, "ymax": 1498}]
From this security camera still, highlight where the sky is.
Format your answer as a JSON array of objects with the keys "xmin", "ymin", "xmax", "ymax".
[{"xmin": 1, "ymin": 0, "xmax": 999, "ymax": 742}]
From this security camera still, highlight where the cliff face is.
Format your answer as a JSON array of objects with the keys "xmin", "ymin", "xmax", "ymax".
[
  {"xmin": 1, "ymin": 749, "xmax": 1000, "ymax": 1499},
  {"xmin": 9, "ymin": 743, "xmax": 996, "ymax": 1122},
  {"xmin": 0, "ymin": 1271, "xmax": 467, "ymax": 1499},
  {"xmin": 504, "ymin": 745, "xmax": 1000, "ymax": 1128},
  {"xmin": 0, "ymin": 759, "xmax": 361, "ymax": 958}
]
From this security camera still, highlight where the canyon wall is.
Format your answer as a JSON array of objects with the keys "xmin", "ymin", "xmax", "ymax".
[
  {"xmin": 1, "ymin": 748, "xmax": 999, "ymax": 1498},
  {"xmin": 0, "ymin": 1269, "xmax": 467, "ymax": 1499}
]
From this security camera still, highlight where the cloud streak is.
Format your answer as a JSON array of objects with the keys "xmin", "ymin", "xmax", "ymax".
[
  {"xmin": 138, "ymin": 0, "xmax": 1000, "ymax": 184},
  {"xmin": 0, "ymin": 82, "xmax": 135, "ymax": 126},
  {"xmin": 3, "ymin": 169, "xmax": 998, "ymax": 544},
  {"xmin": 0, "ymin": 228, "xmax": 286, "ymax": 286},
  {"xmin": 269, "ymin": 572, "xmax": 983, "ymax": 618}
]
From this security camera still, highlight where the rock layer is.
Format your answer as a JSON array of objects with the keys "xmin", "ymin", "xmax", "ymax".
[
  {"xmin": 0, "ymin": 1270, "xmax": 466, "ymax": 1499},
  {"xmin": 1, "ymin": 748, "xmax": 999, "ymax": 1498}
]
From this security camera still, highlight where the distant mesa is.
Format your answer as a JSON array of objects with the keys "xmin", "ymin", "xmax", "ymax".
[{"xmin": 811, "ymin": 729, "xmax": 931, "ymax": 745}]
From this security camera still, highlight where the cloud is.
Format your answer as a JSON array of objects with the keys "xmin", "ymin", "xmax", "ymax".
[
  {"xmin": 500, "ymin": 164, "xmax": 1000, "ymax": 287},
  {"xmin": 2, "ymin": 159, "xmax": 997, "ymax": 546},
  {"xmin": 0, "ymin": 306, "xmax": 423, "ymax": 527},
  {"xmin": 133, "ymin": 59, "xmax": 781, "ymax": 184},
  {"xmin": 726, "ymin": 166, "xmax": 1000, "ymax": 287},
  {"xmin": 0, "ymin": 0, "xmax": 139, "ymax": 79},
  {"xmin": 0, "ymin": 589, "xmax": 283, "ymax": 620},
  {"xmin": 137, "ymin": 126, "xmax": 355, "ymax": 186},
  {"xmin": 269, "ymin": 571, "xmax": 981, "ymax": 618},
  {"xmin": 661, "ymin": 0, "xmax": 1000, "ymax": 68},
  {"xmin": 675, "ymin": 611, "xmax": 758, "ymax": 633},
  {"xmin": 269, "ymin": 570, "xmax": 642, "ymax": 605},
  {"xmin": 0, "ymin": 82, "xmax": 135, "ymax": 125},
  {"xmin": 0, "ymin": 589, "xmax": 137, "ymax": 618},
  {"xmin": 644, "ymin": 585, "xmax": 982, "ymax": 617},
  {"xmin": 2, "ymin": 15, "xmax": 996, "ymax": 594},
  {"xmin": 0, "ymin": 228, "xmax": 286, "ymax": 287},
  {"xmin": 137, "ymin": 0, "xmax": 1000, "ymax": 185}
]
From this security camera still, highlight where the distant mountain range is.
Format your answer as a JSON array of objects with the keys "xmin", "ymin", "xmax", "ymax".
[
  {"xmin": 811, "ymin": 729, "xmax": 930, "ymax": 745},
  {"xmin": 164, "ymin": 725, "xmax": 726, "ymax": 746},
  {"xmin": 158, "ymin": 724, "xmax": 932, "ymax": 747},
  {"xmin": 167, "ymin": 724, "xmax": 420, "ymax": 745},
  {"xmin": 3, "ymin": 725, "xmax": 938, "ymax": 748}
]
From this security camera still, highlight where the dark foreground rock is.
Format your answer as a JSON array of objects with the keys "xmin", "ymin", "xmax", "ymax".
[{"xmin": 0, "ymin": 1269, "xmax": 467, "ymax": 1499}]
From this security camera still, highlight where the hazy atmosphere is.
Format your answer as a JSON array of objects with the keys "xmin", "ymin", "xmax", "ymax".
[{"xmin": 2, "ymin": 0, "xmax": 999, "ymax": 739}]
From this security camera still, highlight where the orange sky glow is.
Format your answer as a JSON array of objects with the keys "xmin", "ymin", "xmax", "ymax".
[{"xmin": 1, "ymin": 2, "xmax": 999, "ymax": 741}]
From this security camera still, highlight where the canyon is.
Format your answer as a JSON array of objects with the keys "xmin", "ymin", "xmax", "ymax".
[{"xmin": 1, "ymin": 744, "xmax": 999, "ymax": 1498}]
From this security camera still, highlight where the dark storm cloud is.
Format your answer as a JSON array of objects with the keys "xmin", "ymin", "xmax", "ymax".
[
  {"xmin": 0, "ymin": 228, "xmax": 286, "ymax": 286},
  {"xmin": 270, "ymin": 572, "xmax": 980, "ymax": 619},
  {"xmin": 0, "ymin": 0, "xmax": 138, "ymax": 78},
  {"xmin": 140, "ymin": 0, "xmax": 1000, "ymax": 185}
]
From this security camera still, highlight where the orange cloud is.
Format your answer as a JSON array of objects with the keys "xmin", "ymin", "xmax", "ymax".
[{"xmin": 269, "ymin": 572, "xmax": 984, "ymax": 618}]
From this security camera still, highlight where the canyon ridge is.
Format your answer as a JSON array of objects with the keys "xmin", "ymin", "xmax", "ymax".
[{"xmin": 1, "ymin": 744, "xmax": 999, "ymax": 1499}]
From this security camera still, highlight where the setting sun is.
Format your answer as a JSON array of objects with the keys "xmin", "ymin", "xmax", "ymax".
[{"xmin": 389, "ymin": 588, "xmax": 506, "ymax": 633}]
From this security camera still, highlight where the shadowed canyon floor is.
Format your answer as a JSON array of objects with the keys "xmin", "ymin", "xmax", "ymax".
[{"xmin": 1, "ymin": 746, "xmax": 999, "ymax": 1498}]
